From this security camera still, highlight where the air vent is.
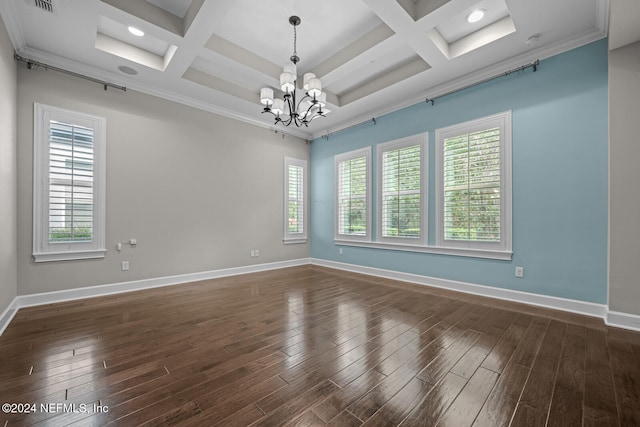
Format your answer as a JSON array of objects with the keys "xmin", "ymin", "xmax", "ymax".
[{"xmin": 29, "ymin": 0, "xmax": 55, "ymax": 13}]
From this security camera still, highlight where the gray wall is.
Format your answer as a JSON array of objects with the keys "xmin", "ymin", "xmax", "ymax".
[
  {"xmin": 609, "ymin": 40, "xmax": 640, "ymax": 316},
  {"xmin": 16, "ymin": 66, "xmax": 310, "ymax": 295},
  {"xmin": 0, "ymin": 16, "xmax": 17, "ymax": 315}
]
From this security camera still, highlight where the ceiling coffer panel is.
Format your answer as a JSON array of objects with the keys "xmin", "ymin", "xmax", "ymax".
[
  {"xmin": 100, "ymin": 0, "xmax": 204, "ymax": 36},
  {"xmin": 333, "ymin": 55, "xmax": 431, "ymax": 107},
  {"xmin": 396, "ymin": 0, "xmax": 451, "ymax": 21},
  {"xmin": 182, "ymin": 67, "xmax": 258, "ymax": 104}
]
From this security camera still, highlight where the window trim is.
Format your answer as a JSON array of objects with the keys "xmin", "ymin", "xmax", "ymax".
[
  {"xmin": 334, "ymin": 147, "xmax": 372, "ymax": 243},
  {"xmin": 435, "ymin": 110, "xmax": 512, "ymax": 254},
  {"xmin": 376, "ymin": 133, "xmax": 427, "ymax": 245},
  {"xmin": 335, "ymin": 240, "xmax": 513, "ymax": 261},
  {"xmin": 283, "ymin": 157, "xmax": 308, "ymax": 244},
  {"xmin": 33, "ymin": 103, "xmax": 107, "ymax": 262}
]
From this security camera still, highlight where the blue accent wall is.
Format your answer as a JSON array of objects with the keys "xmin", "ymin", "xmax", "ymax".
[{"xmin": 310, "ymin": 39, "xmax": 608, "ymax": 304}]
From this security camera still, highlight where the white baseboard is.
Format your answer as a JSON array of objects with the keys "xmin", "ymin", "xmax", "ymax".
[
  {"xmin": 607, "ymin": 311, "xmax": 640, "ymax": 332},
  {"xmin": 0, "ymin": 297, "xmax": 19, "ymax": 336},
  {"xmin": 13, "ymin": 258, "xmax": 310, "ymax": 311},
  {"xmin": 310, "ymin": 258, "xmax": 608, "ymax": 320}
]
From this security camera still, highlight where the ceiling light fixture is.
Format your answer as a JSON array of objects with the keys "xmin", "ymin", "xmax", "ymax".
[
  {"xmin": 259, "ymin": 16, "xmax": 329, "ymax": 127},
  {"xmin": 467, "ymin": 9, "xmax": 486, "ymax": 23},
  {"xmin": 128, "ymin": 26, "xmax": 144, "ymax": 37}
]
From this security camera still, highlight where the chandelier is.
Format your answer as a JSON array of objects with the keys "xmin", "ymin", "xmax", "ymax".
[{"xmin": 259, "ymin": 16, "xmax": 329, "ymax": 127}]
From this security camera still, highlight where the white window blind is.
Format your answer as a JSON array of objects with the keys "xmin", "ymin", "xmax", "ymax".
[
  {"xmin": 335, "ymin": 147, "xmax": 371, "ymax": 240},
  {"xmin": 378, "ymin": 133, "xmax": 426, "ymax": 243},
  {"xmin": 48, "ymin": 121, "xmax": 95, "ymax": 243},
  {"xmin": 443, "ymin": 127, "xmax": 501, "ymax": 242},
  {"xmin": 284, "ymin": 157, "xmax": 307, "ymax": 243},
  {"xmin": 436, "ymin": 111, "xmax": 512, "ymax": 254},
  {"xmin": 33, "ymin": 103, "xmax": 106, "ymax": 262}
]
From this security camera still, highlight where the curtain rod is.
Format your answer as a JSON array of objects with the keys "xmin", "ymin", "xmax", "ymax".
[
  {"xmin": 319, "ymin": 59, "xmax": 538, "ymax": 140},
  {"xmin": 15, "ymin": 53, "xmax": 127, "ymax": 92},
  {"xmin": 320, "ymin": 117, "xmax": 377, "ymax": 140},
  {"xmin": 425, "ymin": 59, "xmax": 539, "ymax": 105}
]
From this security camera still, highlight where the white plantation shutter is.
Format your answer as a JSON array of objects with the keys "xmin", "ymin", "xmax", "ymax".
[
  {"xmin": 443, "ymin": 127, "xmax": 501, "ymax": 242},
  {"xmin": 288, "ymin": 165, "xmax": 303, "ymax": 233},
  {"xmin": 284, "ymin": 158, "xmax": 307, "ymax": 243},
  {"xmin": 335, "ymin": 147, "xmax": 371, "ymax": 240},
  {"xmin": 436, "ymin": 111, "xmax": 512, "ymax": 252},
  {"xmin": 377, "ymin": 134, "xmax": 426, "ymax": 242},
  {"xmin": 48, "ymin": 121, "xmax": 95, "ymax": 242},
  {"xmin": 33, "ymin": 104, "xmax": 106, "ymax": 262}
]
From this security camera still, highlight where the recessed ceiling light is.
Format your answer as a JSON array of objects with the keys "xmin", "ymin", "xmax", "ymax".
[
  {"xmin": 467, "ymin": 9, "xmax": 486, "ymax": 23},
  {"xmin": 128, "ymin": 26, "xmax": 144, "ymax": 37}
]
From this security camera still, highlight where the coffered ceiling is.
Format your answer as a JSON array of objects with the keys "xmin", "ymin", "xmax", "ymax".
[{"xmin": 0, "ymin": 0, "xmax": 609, "ymax": 139}]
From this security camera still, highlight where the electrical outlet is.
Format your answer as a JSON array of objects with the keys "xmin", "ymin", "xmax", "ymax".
[
  {"xmin": 339, "ymin": 248, "xmax": 344, "ymax": 255},
  {"xmin": 122, "ymin": 261, "xmax": 129, "ymax": 271},
  {"xmin": 255, "ymin": 249, "xmax": 260, "ymax": 257},
  {"xmin": 515, "ymin": 266, "xmax": 524, "ymax": 278}
]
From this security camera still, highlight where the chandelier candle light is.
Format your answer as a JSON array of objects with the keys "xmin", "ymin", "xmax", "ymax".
[{"xmin": 260, "ymin": 16, "xmax": 329, "ymax": 127}]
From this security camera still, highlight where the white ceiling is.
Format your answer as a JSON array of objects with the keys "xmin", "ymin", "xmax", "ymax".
[{"xmin": 1, "ymin": 0, "xmax": 609, "ymax": 139}]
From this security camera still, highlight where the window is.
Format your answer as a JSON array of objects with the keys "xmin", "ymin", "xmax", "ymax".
[
  {"xmin": 335, "ymin": 147, "xmax": 371, "ymax": 242},
  {"xmin": 284, "ymin": 157, "xmax": 307, "ymax": 244},
  {"xmin": 33, "ymin": 103, "xmax": 106, "ymax": 262},
  {"xmin": 377, "ymin": 134, "xmax": 427, "ymax": 244},
  {"xmin": 436, "ymin": 111, "xmax": 512, "ymax": 253}
]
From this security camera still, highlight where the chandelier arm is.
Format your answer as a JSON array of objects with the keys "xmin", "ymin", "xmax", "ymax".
[
  {"xmin": 284, "ymin": 92, "xmax": 295, "ymax": 117},
  {"xmin": 307, "ymin": 112, "xmax": 320, "ymax": 122},
  {"xmin": 286, "ymin": 97, "xmax": 300, "ymax": 127},
  {"xmin": 301, "ymin": 101, "xmax": 316, "ymax": 121},
  {"xmin": 295, "ymin": 92, "xmax": 312, "ymax": 111},
  {"xmin": 283, "ymin": 114, "xmax": 294, "ymax": 126}
]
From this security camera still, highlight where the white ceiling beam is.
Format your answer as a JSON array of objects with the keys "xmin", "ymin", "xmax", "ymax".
[
  {"xmin": 359, "ymin": 0, "xmax": 447, "ymax": 67},
  {"xmin": 163, "ymin": 0, "xmax": 239, "ymax": 79}
]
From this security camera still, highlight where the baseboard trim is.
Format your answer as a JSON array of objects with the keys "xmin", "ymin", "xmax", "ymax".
[
  {"xmin": 15, "ymin": 258, "xmax": 311, "ymax": 310},
  {"xmin": 0, "ymin": 297, "xmax": 19, "ymax": 336},
  {"xmin": 606, "ymin": 311, "xmax": 640, "ymax": 332},
  {"xmin": 310, "ymin": 258, "xmax": 608, "ymax": 320}
]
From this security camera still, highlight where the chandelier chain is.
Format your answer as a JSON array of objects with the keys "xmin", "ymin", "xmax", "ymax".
[{"xmin": 293, "ymin": 24, "xmax": 297, "ymax": 59}]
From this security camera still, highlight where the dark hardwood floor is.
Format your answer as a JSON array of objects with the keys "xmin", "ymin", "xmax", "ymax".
[{"xmin": 1, "ymin": 265, "xmax": 639, "ymax": 426}]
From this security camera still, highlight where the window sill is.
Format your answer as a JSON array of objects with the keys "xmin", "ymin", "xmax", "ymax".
[
  {"xmin": 283, "ymin": 238, "xmax": 308, "ymax": 245},
  {"xmin": 33, "ymin": 249, "xmax": 107, "ymax": 263},
  {"xmin": 334, "ymin": 240, "xmax": 512, "ymax": 261}
]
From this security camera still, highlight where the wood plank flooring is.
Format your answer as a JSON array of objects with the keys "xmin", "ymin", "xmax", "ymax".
[{"xmin": 1, "ymin": 265, "xmax": 639, "ymax": 426}]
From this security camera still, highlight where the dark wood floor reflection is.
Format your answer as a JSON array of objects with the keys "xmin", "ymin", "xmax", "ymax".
[{"xmin": 1, "ymin": 266, "xmax": 639, "ymax": 426}]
